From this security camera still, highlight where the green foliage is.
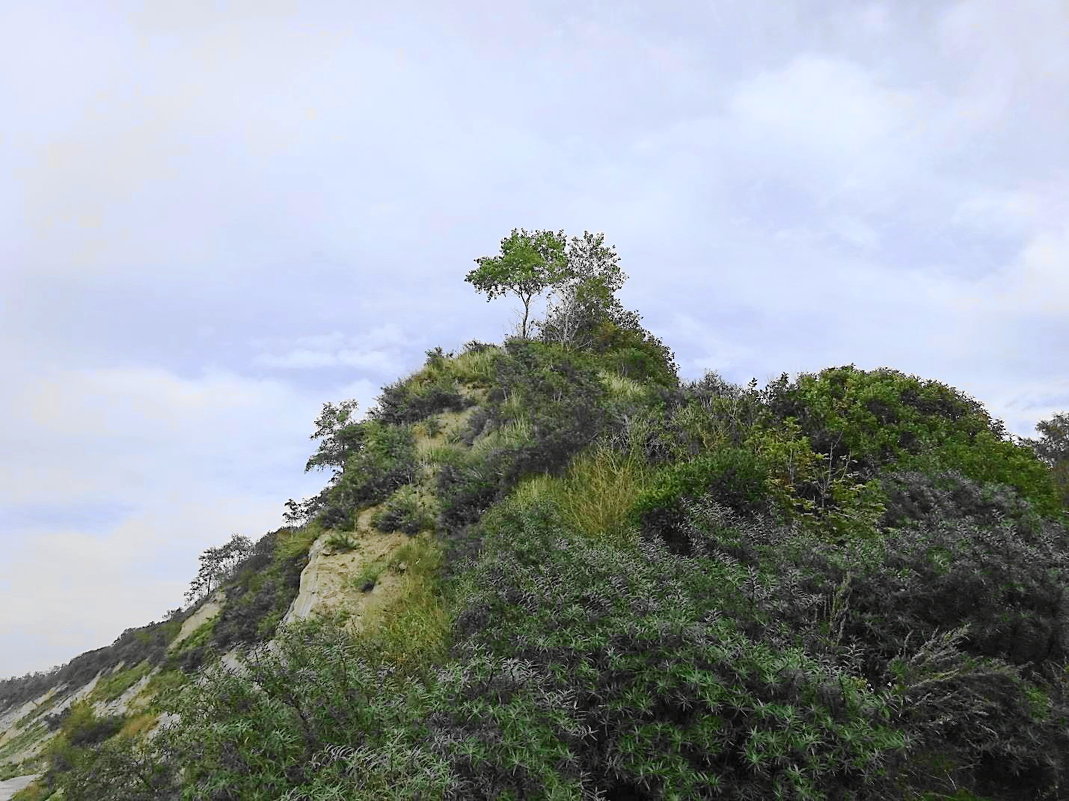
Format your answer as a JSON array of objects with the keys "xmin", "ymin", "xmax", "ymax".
[
  {"xmin": 374, "ymin": 537, "xmax": 450, "ymax": 668},
  {"xmin": 91, "ymin": 660, "xmax": 154, "ymax": 703},
  {"xmin": 184, "ymin": 533, "xmax": 252, "ymax": 604},
  {"xmin": 209, "ymin": 528, "xmax": 309, "ymax": 650},
  {"xmin": 324, "ymin": 531, "xmax": 360, "ymax": 553},
  {"xmin": 764, "ymin": 365, "xmax": 995, "ymax": 471},
  {"xmin": 10, "ymin": 781, "xmax": 48, "ymax": 801},
  {"xmin": 632, "ymin": 448, "xmax": 768, "ymax": 550},
  {"xmin": 374, "ymin": 352, "xmax": 472, "ymax": 424},
  {"xmin": 467, "ymin": 228, "xmax": 569, "ymax": 338},
  {"xmin": 678, "ymin": 497, "xmax": 1069, "ymax": 796},
  {"xmin": 445, "ymin": 500, "xmax": 906, "ymax": 799},
  {"xmin": 319, "ymin": 421, "xmax": 417, "ymax": 527},
  {"xmin": 351, "ymin": 559, "xmax": 386, "ymax": 592},
  {"xmin": 57, "ymin": 703, "xmax": 124, "ymax": 750},
  {"xmin": 373, "ymin": 484, "xmax": 438, "ymax": 534},
  {"xmin": 145, "ymin": 621, "xmax": 450, "ymax": 801},
  {"xmin": 302, "ymin": 399, "xmax": 362, "ymax": 475},
  {"xmin": 488, "ymin": 340, "xmax": 610, "ymax": 476},
  {"xmin": 905, "ymin": 429, "xmax": 1062, "ymax": 517},
  {"xmin": 1028, "ymin": 411, "xmax": 1069, "ymax": 509}
]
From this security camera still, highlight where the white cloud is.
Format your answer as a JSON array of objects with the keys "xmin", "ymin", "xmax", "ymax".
[{"xmin": 252, "ymin": 326, "xmax": 411, "ymax": 373}]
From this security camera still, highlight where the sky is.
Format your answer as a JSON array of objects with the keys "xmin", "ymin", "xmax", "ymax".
[{"xmin": 1, "ymin": 0, "xmax": 1067, "ymax": 677}]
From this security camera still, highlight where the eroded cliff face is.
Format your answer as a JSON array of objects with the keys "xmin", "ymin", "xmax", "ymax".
[{"xmin": 284, "ymin": 508, "xmax": 414, "ymax": 627}]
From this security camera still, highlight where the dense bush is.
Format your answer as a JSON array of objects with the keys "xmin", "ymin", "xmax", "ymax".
[
  {"xmin": 54, "ymin": 621, "xmax": 453, "ymax": 801},
  {"xmin": 676, "ymin": 499, "xmax": 1069, "ymax": 797},
  {"xmin": 487, "ymin": 340, "xmax": 610, "ymax": 476},
  {"xmin": 374, "ymin": 374, "xmax": 470, "ymax": 425},
  {"xmin": 373, "ymin": 485, "xmax": 438, "ymax": 534},
  {"xmin": 631, "ymin": 448, "xmax": 768, "ymax": 551},
  {"xmin": 209, "ymin": 528, "xmax": 308, "ymax": 650},
  {"xmin": 319, "ymin": 421, "xmax": 417, "ymax": 527},
  {"xmin": 441, "ymin": 499, "xmax": 906, "ymax": 800},
  {"xmin": 762, "ymin": 366, "xmax": 1061, "ymax": 514}
]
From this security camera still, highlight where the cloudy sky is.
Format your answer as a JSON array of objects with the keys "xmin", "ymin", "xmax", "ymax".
[{"xmin": 1, "ymin": 0, "xmax": 1067, "ymax": 677}]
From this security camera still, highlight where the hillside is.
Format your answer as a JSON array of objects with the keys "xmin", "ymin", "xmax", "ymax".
[{"xmin": 2, "ymin": 236, "xmax": 1068, "ymax": 800}]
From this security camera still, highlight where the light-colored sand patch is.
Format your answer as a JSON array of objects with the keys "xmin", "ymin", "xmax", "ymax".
[
  {"xmin": 0, "ymin": 774, "xmax": 38, "ymax": 801},
  {"xmin": 283, "ymin": 527, "xmax": 409, "ymax": 626},
  {"xmin": 93, "ymin": 669, "xmax": 158, "ymax": 718},
  {"xmin": 170, "ymin": 595, "xmax": 224, "ymax": 650}
]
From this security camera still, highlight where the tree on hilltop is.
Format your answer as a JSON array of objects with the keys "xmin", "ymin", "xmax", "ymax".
[{"xmin": 466, "ymin": 228, "xmax": 569, "ymax": 338}]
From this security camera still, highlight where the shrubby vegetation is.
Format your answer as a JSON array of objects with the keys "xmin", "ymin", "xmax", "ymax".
[{"xmin": 10, "ymin": 231, "xmax": 1069, "ymax": 800}]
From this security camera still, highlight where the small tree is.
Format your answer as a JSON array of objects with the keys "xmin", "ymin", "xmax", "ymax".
[
  {"xmin": 466, "ymin": 228, "xmax": 569, "ymax": 338},
  {"xmin": 539, "ymin": 231, "xmax": 628, "ymax": 347},
  {"xmin": 1030, "ymin": 411, "xmax": 1069, "ymax": 507},
  {"xmin": 185, "ymin": 534, "xmax": 253, "ymax": 604}
]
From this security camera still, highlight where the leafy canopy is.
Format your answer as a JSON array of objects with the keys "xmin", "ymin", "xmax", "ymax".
[{"xmin": 465, "ymin": 228, "xmax": 569, "ymax": 338}]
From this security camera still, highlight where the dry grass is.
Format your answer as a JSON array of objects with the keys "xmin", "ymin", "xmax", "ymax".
[{"xmin": 119, "ymin": 712, "xmax": 159, "ymax": 738}]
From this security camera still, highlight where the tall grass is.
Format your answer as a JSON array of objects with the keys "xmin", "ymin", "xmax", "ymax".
[
  {"xmin": 511, "ymin": 444, "xmax": 651, "ymax": 546},
  {"xmin": 470, "ymin": 419, "xmax": 532, "ymax": 459},
  {"xmin": 366, "ymin": 536, "xmax": 449, "ymax": 671},
  {"xmin": 448, "ymin": 346, "xmax": 500, "ymax": 386},
  {"xmin": 559, "ymin": 445, "xmax": 651, "ymax": 545},
  {"xmin": 599, "ymin": 371, "xmax": 649, "ymax": 403}
]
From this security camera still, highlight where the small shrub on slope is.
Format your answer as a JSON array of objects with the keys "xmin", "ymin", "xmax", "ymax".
[
  {"xmin": 374, "ymin": 484, "xmax": 439, "ymax": 534},
  {"xmin": 631, "ymin": 448, "xmax": 768, "ymax": 552}
]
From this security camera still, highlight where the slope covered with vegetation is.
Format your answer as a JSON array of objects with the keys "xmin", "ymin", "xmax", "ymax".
[{"xmin": 3, "ymin": 231, "xmax": 1068, "ymax": 800}]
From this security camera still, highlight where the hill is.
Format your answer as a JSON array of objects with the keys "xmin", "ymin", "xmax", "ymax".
[{"xmin": 2, "ymin": 231, "xmax": 1068, "ymax": 800}]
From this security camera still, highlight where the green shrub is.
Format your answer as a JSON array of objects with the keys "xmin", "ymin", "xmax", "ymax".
[
  {"xmin": 351, "ymin": 559, "xmax": 386, "ymax": 592},
  {"xmin": 372, "ymin": 485, "xmax": 437, "ymax": 534},
  {"xmin": 631, "ymin": 447, "xmax": 768, "ymax": 550},
  {"xmin": 210, "ymin": 528, "xmax": 309, "ymax": 650},
  {"xmin": 373, "ymin": 349, "xmax": 476, "ymax": 424},
  {"xmin": 94, "ymin": 621, "xmax": 450, "ymax": 801},
  {"xmin": 325, "ymin": 531, "xmax": 360, "ymax": 553},
  {"xmin": 675, "ymin": 498, "xmax": 1069, "ymax": 797},
  {"xmin": 320, "ymin": 421, "xmax": 417, "ymax": 525},
  {"xmin": 486, "ymin": 339, "xmax": 611, "ymax": 478},
  {"xmin": 442, "ymin": 501, "xmax": 905, "ymax": 799}
]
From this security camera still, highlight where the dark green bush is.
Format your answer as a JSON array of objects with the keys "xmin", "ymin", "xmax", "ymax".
[
  {"xmin": 373, "ymin": 485, "xmax": 437, "ymax": 534},
  {"xmin": 488, "ymin": 339, "xmax": 610, "ymax": 477},
  {"xmin": 881, "ymin": 471, "xmax": 1043, "ymax": 530},
  {"xmin": 374, "ymin": 375, "xmax": 470, "ymax": 424},
  {"xmin": 319, "ymin": 421, "xmax": 417, "ymax": 525},
  {"xmin": 680, "ymin": 499, "xmax": 1069, "ymax": 797},
  {"xmin": 210, "ymin": 529, "xmax": 307, "ymax": 650},
  {"xmin": 442, "ymin": 500, "xmax": 905, "ymax": 800},
  {"xmin": 631, "ymin": 448, "xmax": 768, "ymax": 551}
]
